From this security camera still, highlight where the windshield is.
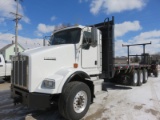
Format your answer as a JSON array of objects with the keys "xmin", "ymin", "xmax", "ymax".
[{"xmin": 50, "ymin": 28, "xmax": 81, "ymax": 45}]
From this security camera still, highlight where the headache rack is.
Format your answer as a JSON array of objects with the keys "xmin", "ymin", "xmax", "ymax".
[{"xmin": 90, "ymin": 16, "xmax": 115, "ymax": 79}]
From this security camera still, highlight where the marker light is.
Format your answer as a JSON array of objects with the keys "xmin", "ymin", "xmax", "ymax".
[{"xmin": 74, "ymin": 63, "xmax": 78, "ymax": 68}]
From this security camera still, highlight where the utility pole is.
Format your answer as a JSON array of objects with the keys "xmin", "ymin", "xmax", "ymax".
[
  {"xmin": 10, "ymin": 0, "xmax": 23, "ymax": 55},
  {"xmin": 43, "ymin": 36, "xmax": 51, "ymax": 46}
]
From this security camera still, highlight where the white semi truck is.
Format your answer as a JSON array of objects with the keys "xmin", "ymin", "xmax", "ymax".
[
  {"xmin": 11, "ymin": 17, "xmax": 158, "ymax": 120},
  {"xmin": 0, "ymin": 54, "xmax": 11, "ymax": 81}
]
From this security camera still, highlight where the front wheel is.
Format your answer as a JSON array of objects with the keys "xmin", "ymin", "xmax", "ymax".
[{"xmin": 58, "ymin": 81, "xmax": 91, "ymax": 120}]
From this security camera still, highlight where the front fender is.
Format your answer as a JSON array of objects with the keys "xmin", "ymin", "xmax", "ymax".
[
  {"xmin": 34, "ymin": 68, "xmax": 76, "ymax": 94},
  {"xmin": 54, "ymin": 67, "xmax": 78, "ymax": 93},
  {"xmin": 56, "ymin": 68, "xmax": 90, "ymax": 93},
  {"xmin": 35, "ymin": 67, "xmax": 88, "ymax": 94},
  {"xmin": 34, "ymin": 67, "xmax": 90, "ymax": 94}
]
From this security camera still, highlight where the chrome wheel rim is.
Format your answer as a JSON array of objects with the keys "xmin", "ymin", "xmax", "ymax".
[
  {"xmin": 140, "ymin": 73, "xmax": 143, "ymax": 83},
  {"xmin": 145, "ymin": 71, "xmax": 148, "ymax": 81},
  {"xmin": 73, "ymin": 91, "xmax": 87, "ymax": 113},
  {"xmin": 134, "ymin": 73, "xmax": 138, "ymax": 84}
]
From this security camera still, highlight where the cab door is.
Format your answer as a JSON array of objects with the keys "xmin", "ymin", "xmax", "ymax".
[
  {"xmin": 0, "ymin": 56, "xmax": 5, "ymax": 76},
  {"xmin": 81, "ymin": 31, "xmax": 98, "ymax": 69}
]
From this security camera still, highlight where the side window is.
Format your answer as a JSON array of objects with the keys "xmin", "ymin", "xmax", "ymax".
[
  {"xmin": 82, "ymin": 31, "xmax": 92, "ymax": 49},
  {"xmin": 83, "ymin": 31, "xmax": 92, "ymax": 44},
  {"xmin": 10, "ymin": 55, "xmax": 12, "ymax": 60},
  {"xmin": 14, "ymin": 47, "xmax": 19, "ymax": 52}
]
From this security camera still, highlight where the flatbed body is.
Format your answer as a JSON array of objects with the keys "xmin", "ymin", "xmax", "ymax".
[{"xmin": 114, "ymin": 64, "xmax": 150, "ymax": 72}]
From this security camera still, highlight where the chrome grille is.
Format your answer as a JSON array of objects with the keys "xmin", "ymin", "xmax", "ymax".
[{"xmin": 11, "ymin": 55, "xmax": 28, "ymax": 89}]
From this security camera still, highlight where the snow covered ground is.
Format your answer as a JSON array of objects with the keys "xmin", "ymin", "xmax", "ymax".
[
  {"xmin": 84, "ymin": 73, "xmax": 160, "ymax": 120},
  {"xmin": 0, "ymin": 73, "xmax": 160, "ymax": 120}
]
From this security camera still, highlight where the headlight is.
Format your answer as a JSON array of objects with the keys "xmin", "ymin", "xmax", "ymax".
[{"xmin": 43, "ymin": 79, "xmax": 55, "ymax": 89}]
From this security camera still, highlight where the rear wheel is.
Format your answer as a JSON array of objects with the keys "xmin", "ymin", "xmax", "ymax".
[
  {"xmin": 154, "ymin": 70, "xmax": 158, "ymax": 77},
  {"xmin": 3, "ymin": 76, "xmax": 11, "ymax": 82},
  {"xmin": 137, "ymin": 70, "xmax": 143, "ymax": 86},
  {"xmin": 130, "ymin": 70, "xmax": 138, "ymax": 86},
  {"xmin": 148, "ymin": 71, "xmax": 151, "ymax": 76},
  {"xmin": 58, "ymin": 81, "xmax": 91, "ymax": 120},
  {"xmin": 143, "ymin": 69, "xmax": 148, "ymax": 83}
]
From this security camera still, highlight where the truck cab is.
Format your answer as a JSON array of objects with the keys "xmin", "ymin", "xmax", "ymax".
[
  {"xmin": 11, "ymin": 17, "xmax": 114, "ymax": 120},
  {"xmin": 49, "ymin": 25, "xmax": 102, "ymax": 74},
  {"xmin": 0, "ymin": 54, "xmax": 11, "ymax": 80}
]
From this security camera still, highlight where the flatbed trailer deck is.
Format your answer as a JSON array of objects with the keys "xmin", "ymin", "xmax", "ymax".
[
  {"xmin": 111, "ymin": 40, "xmax": 159, "ymax": 86},
  {"xmin": 111, "ymin": 63, "xmax": 158, "ymax": 86}
]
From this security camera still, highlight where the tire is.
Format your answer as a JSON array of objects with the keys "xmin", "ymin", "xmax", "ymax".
[
  {"xmin": 143, "ymin": 69, "xmax": 148, "ymax": 83},
  {"xmin": 130, "ymin": 70, "xmax": 138, "ymax": 86},
  {"xmin": 154, "ymin": 70, "xmax": 158, "ymax": 77},
  {"xmin": 137, "ymin": 70, "xmax": 143, "ymax": 86},
  {"xmin": 4, "ymin": 76, "xmax": 11, "ymax": 82},
  {"xmin": 58, "ymin": 81, "xmax": 91, "ymax": 120},
  {"xmin": 148, "ymin": 71, "xmax": 151, "ymax": 77}
]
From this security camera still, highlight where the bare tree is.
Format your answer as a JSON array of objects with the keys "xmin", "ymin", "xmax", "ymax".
[{"xmin": 54, "ymin": 23, "xmax": 72, "ymax": 32}]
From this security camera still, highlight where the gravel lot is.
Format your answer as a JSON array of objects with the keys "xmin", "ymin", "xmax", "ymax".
[{"xmin": 0, "ymin": 73, "xmax": 160, "ymax": 120}]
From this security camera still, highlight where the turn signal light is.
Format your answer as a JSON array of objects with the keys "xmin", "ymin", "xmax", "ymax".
[{"xmin": 74, "ymin": 63, "xmax": 78, "ymax": 68}]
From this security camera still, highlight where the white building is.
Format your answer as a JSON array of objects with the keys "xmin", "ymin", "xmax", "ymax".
[{"xmin": 0, "ymin": 41, "xmax": 25, "ymax": 61}]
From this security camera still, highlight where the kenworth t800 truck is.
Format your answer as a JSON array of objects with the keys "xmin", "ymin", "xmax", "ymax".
[{"xmin": 11, "ymin": 17, "xmax": 158, "ymax": 120}]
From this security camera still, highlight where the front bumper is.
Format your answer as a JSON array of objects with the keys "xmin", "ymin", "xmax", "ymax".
[{"xmin": 11, "ymin": 84, "xmax": 51, "ymax": 110}]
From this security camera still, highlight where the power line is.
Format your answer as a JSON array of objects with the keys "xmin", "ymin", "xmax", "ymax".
[
  {"xmin": 0, "ymin": 28, "xmax": 14, "ymax": 37},
  {"xmin": 0, "ymin": 0, "xmax": 10, "ymax": 8},
  {"xmin": 0, "ymin": 1, "xmax": 18, "ymax": 22},
  {"xmin": 0, "ymin": 17, "xmax": 15, "ymax": 27},
  {"xmin": 0, "ymin": 16, "xmax": 12, "ymax": 20}
]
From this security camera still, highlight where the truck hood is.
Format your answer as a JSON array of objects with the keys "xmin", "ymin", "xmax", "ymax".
[
  {"xmin": 19, "ymin": 44, "xmax": 76, "ymax": 92},
  {"xmin": 20, "ymin": 44, "xmax": 75, "ymax": 57}
]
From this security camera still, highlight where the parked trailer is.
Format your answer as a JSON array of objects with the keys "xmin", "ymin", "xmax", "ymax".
[
  {"xmin": 11, "ymin": 17, "xmax": 158, "ymax": 120},
  {"xmin": 113, "ymin": 63, "xmax": 157, "ymax": 86},
  {"xmin": 111, "ymin": 42, "xmax": 159, "ymax": 86}
]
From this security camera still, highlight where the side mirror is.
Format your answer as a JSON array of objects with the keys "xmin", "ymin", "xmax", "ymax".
[
  {"xmin": 91, "ymin": 27, "xmax": 98, "ymax": 47},
  {"xmin": 81, "ymin": 43, "xmax": 90, "ymax": 50},
  {"xmin": 48, "ymin": 40, "xmax": 51, "ymax": 46}
]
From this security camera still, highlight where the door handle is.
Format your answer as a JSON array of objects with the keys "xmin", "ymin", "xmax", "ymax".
[
  {"xmin": 95, "ymin": 61, "xmax": 97, "ymax": 65},
  {"xmin": 0, "ymin": 65, "xmax": 3, "ymax": 67}
]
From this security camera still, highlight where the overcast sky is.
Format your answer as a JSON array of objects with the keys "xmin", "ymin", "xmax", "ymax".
[{"xmin": 0, "ymin": 0, "xmax": 160, "ymax": 56}]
